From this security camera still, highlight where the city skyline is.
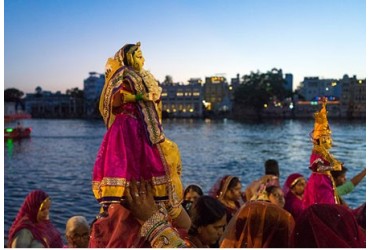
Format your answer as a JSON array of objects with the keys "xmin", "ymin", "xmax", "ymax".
[{"xmin": 4, "ymin": 0, "xmax": 366, "ymax": 94}]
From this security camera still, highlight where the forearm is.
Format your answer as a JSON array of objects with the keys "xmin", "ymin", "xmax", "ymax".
[{"xmin": 351, "ymin": 168, "xmax": 366, "ymax": 186}]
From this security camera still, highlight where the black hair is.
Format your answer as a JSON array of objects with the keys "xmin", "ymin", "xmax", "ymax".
[
  {"xmin": 331, "ymin": 166, "xmax": 348, "ymax": 179},
  {"xmin": 183, "ymin": 185, "xmax": 204, "ymax": 198},
  {"xmin": 265, "ymin": 185, "xmax": 280, "ymax": 196},
  {"xmin": 228, "ymin": 177, "xmax": 241, "ymax": 190},
  {"xmin": 265, "ymin": 159, "xmax": 280, "ymax": 177},
  {"xmin": 123, "ymin": 44, "xmax": 137, "ymax": 66},
  {"xmin": 188, "ymin": 196, "xmax": 226, "ymax": 236}
]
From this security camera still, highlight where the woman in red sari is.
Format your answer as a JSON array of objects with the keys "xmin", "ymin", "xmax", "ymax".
[
  {"xmin": 283, "ymin": 173, "xmax": 306, "ymax": 220},
  {"xmin": 7, "ymin": 190, "xmax": 63, "ymax": 248},
  {"xmin": 291, "ymin": 204, "xmax": 366, "ymax": 247}
]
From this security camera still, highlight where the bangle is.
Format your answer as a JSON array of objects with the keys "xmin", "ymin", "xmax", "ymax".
[
  {"xmin": 135, "ymin": 93, "xmax": 143, "ymax": 101},
  {"xmin": 140, "ymin": 207, "xmax": 168, "ymax": 239}
]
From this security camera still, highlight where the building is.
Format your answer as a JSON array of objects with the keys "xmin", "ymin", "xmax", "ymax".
[
  {"xmin": 161, "ymin": 79, "xmax": 203, "ymax": 118},
  {"xmin": 297, "ymin": 77, "xmax": 340, "ymax": 101},
  {"xmin": 203, "ymin": 76, "xmax": 230, "ymax": 112},
  {"xmin": 83, "ymin": 72, "xmax": 105, "ymax": 117},
  {"xmin": 25, "ymin": 87, "xmax": 84, "ymax": 118},
  {"xmin": 340, "ymin": 75, "xmax": 365, "ymax": 118}
]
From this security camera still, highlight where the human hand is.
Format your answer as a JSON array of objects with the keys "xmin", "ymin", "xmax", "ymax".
[{"xmin": 125, "ymin": 179, "xmax": 158, "ymax": 223}]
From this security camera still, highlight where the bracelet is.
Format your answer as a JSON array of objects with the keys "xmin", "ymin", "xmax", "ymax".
[
  {"xmin": 135, "ymin": 93, "xmax": 143, "ymax": 101},
  {"xmin": 140, "ymin": 207, "xmax": 168, "ymax": 239}
]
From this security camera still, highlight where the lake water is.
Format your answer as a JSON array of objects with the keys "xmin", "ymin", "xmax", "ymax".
[{"xmin": 3, "ymin": 118, "xmax": 366, "ymax": 244}]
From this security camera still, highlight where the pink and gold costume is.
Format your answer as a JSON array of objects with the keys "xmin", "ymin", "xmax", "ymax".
[
  {"xmin": 92, "ymin": 43, "xmax": 183, "ymax": 207},
  {"xmin": 302, "ymin": 97, "xmax": 342, "ymax": 209}
]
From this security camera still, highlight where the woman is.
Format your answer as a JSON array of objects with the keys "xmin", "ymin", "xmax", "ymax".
[
  {"xmin": 185, "ymin": 196, "xmax": 227, "ymax": 247},
  {"xmin": 7, "ymin": 190, "xmax": 63, "ymax": 248},
  {"xmin": 209, "ymin": 175, "xmax": 242, "ymax": 222},
  {"xmin": 302, "ymin": 97, "xmax": 342, "ymax": 209},
  {"xmin": 291, "ymin": 204, "xmax": 366, "ymax": 247},
  {"xmin": 220, "ymin": 201, "xmax": 295, "ymax": 248},
  {"xmin": 265, "ymin": 185, "xmax": 285, "ymax": 208},
  {"xmin": 182, "ymin": 185, "xmax": 204, "ymax": 214},
  {"xmin": 283, "ymin": 173, "xmax": 306, "ymax": 220}
]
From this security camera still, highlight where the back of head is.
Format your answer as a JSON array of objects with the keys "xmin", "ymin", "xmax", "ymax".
[
  {"xmin": 291, "ymin": 204, "xmax": 365, "ymax": 247},
  {"xmin": 330, "ymin": 166, "xmax": 348, "ymax": 179},
  {"xmin": 264, "ymin": 159, "xmax": 279, "ymax": 177},
  {"xmin": 184, "ymin": 184, "xmax": 204, "ymax": 198},
  {"xmin": 220, "ymin": 201, "xmax": 294, "ymax": 248},
  {"xmin": 66, "ymin": 216, "xmax": 89, "ymax": 235},
  {"xmin": 188, "ymin": 196, "xmax": 226, "ymax": 236}
]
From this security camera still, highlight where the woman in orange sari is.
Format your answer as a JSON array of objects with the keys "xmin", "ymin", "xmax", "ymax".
[{"xmin": 220, "ymin": 201, "xmax": 295, "ymax": 248}]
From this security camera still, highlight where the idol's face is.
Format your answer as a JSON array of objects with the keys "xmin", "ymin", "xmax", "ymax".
[
  {"xmin": 132, "ymin": 48, "xmax": 145, "ymax": 71},
  {"xmin": 320, "ymin": 135, "xmax": 332, "ymax": 149}
]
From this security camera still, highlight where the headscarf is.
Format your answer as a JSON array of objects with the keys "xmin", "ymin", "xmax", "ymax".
[
  {"xmin": 209, "ymin": 175, "xmax": 236, "ymax": 200},
  {"xmin": 7, "ymin": 190, "xmax": 63, "ymax": 247},
  {"xmin": 89, "ymin": 203, "xmax": 147, "ymax": 248},
  {"xmin": 220, "ymin": 201, "xmax": 295, "ymax": 248},
  {"xmin": 282, "ymin": 173, "xmax": 304, "ymax": 195},
  {"xmin": 245, "ymin": 175, "xmax": 279, "ymax": 202},
  {"xmin": 291, "ymin": 204, "xmax": 366, "ymax": 247},
  {"xmin": 99, "ymin": 42, "xmax": 165, "ymax": 145}
]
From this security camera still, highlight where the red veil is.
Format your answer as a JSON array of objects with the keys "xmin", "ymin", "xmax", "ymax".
[
  {"xmin": 7, "ymin": 190, "xmax": 63, "ymax": 247},
  {"xmin": 291, "ymin": 204, "xmax": 366, "ymax": 247}
]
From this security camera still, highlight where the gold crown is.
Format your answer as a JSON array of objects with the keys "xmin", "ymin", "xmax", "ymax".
[{"xmin": 312, "ymin": 97, "xmax": 331, "ymax": 140}]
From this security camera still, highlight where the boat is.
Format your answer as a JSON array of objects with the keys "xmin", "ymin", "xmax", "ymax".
[
  {"xmin": 4, "ymin": 113, "xmax": 32, "ymax": 123},
  {"xmin": 4, "ymin": 127, "xmax": 32, "ymax": 139}
]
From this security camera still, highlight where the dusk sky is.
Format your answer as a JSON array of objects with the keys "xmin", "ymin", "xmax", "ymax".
[{"xmin": 4, "ymin": 0, "xmax": 366, "ymax": 94}]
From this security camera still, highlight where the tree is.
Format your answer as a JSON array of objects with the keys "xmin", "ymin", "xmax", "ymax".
[
  {"xmin": 66, "ymin": 87, "xmax": 84, "ymax": 98},
  {"xmin": 4, "ymin": 88, "xmax": 24, "ymax": 102},
  {"xmin": 233, "ymin": 68, "xmax": 291, "ymax": 114},
  {"xmin": 163, "ymin": 75, "xmax": 173, "ymax": 85}
]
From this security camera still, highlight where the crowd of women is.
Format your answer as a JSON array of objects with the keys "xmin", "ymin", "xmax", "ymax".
[{"xmin": 6, "ymin": 42, "xmax": 366, "ymax": 248}]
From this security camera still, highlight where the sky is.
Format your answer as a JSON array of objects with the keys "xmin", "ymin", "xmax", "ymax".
[{"xmin": 3, "ymin": 0, "xmax": 366, "ymax": 94}]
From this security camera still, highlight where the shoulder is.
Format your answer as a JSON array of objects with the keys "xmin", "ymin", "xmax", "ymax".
[{"xmin": 11, "ymin": 229, "xmax": 34, "ymax": 247}]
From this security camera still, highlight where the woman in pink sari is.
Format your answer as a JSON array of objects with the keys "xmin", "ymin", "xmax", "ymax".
[
  {"xmin": 283, "ymin": 173, "xmax": 306, "ymax": 220},
  {"xmin": 7, "ymin": 190, "xmax": 63, "ymax": 248},
  {"xmin": 302, "ymin": 97, "xmax": 342, "ymax": 209}
]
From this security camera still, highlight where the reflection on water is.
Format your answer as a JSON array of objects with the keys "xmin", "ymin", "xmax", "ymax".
[{"xmin": 4, "ymin": 118, "xmax": 366, "ymax": 244}]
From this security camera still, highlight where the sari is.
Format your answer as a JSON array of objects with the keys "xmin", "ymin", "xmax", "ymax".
[
  {"xmin": 302, "ymin": 152, "xmax": 339, "ymax": 209},
  {"xmin": 7, "ymin": 190, "xmax": 63, "ymax": 248},
  {"xmin": 220, "ymin": 201, "xmax": 295, "ymax": 248},
  {"xmin": 209, "ymin": 175, "xmax": 241, "ymax": 222},
  {"xmin": 244, "ymin": 175, "xmax": 279, "ymax": 202},
  {"xmin": 89, "ymin": 203, "xmax": 148, "ymax": 248},
  {"xmin": 92, "ymin": 56, "xmax": 183, "ymax": 207},
  {"xmin": 283, "ymin": 173, "xmax": 304, "ymax": 220},
  {"xmin": 291, "ymin": 204, "xmax": 366, "ymax": 247},
  {"xmin": 352, "ymin": 203, "xmax": 366, "ymax": 230}
]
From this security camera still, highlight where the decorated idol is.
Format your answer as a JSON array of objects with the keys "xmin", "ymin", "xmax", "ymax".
[
  {"xmin": 90, "ymin": 42, "xmax": 187, "ymax": 247},
  {"xmin": 302, "ymin": 97, "xmax": 342, "ymax": 208}
]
